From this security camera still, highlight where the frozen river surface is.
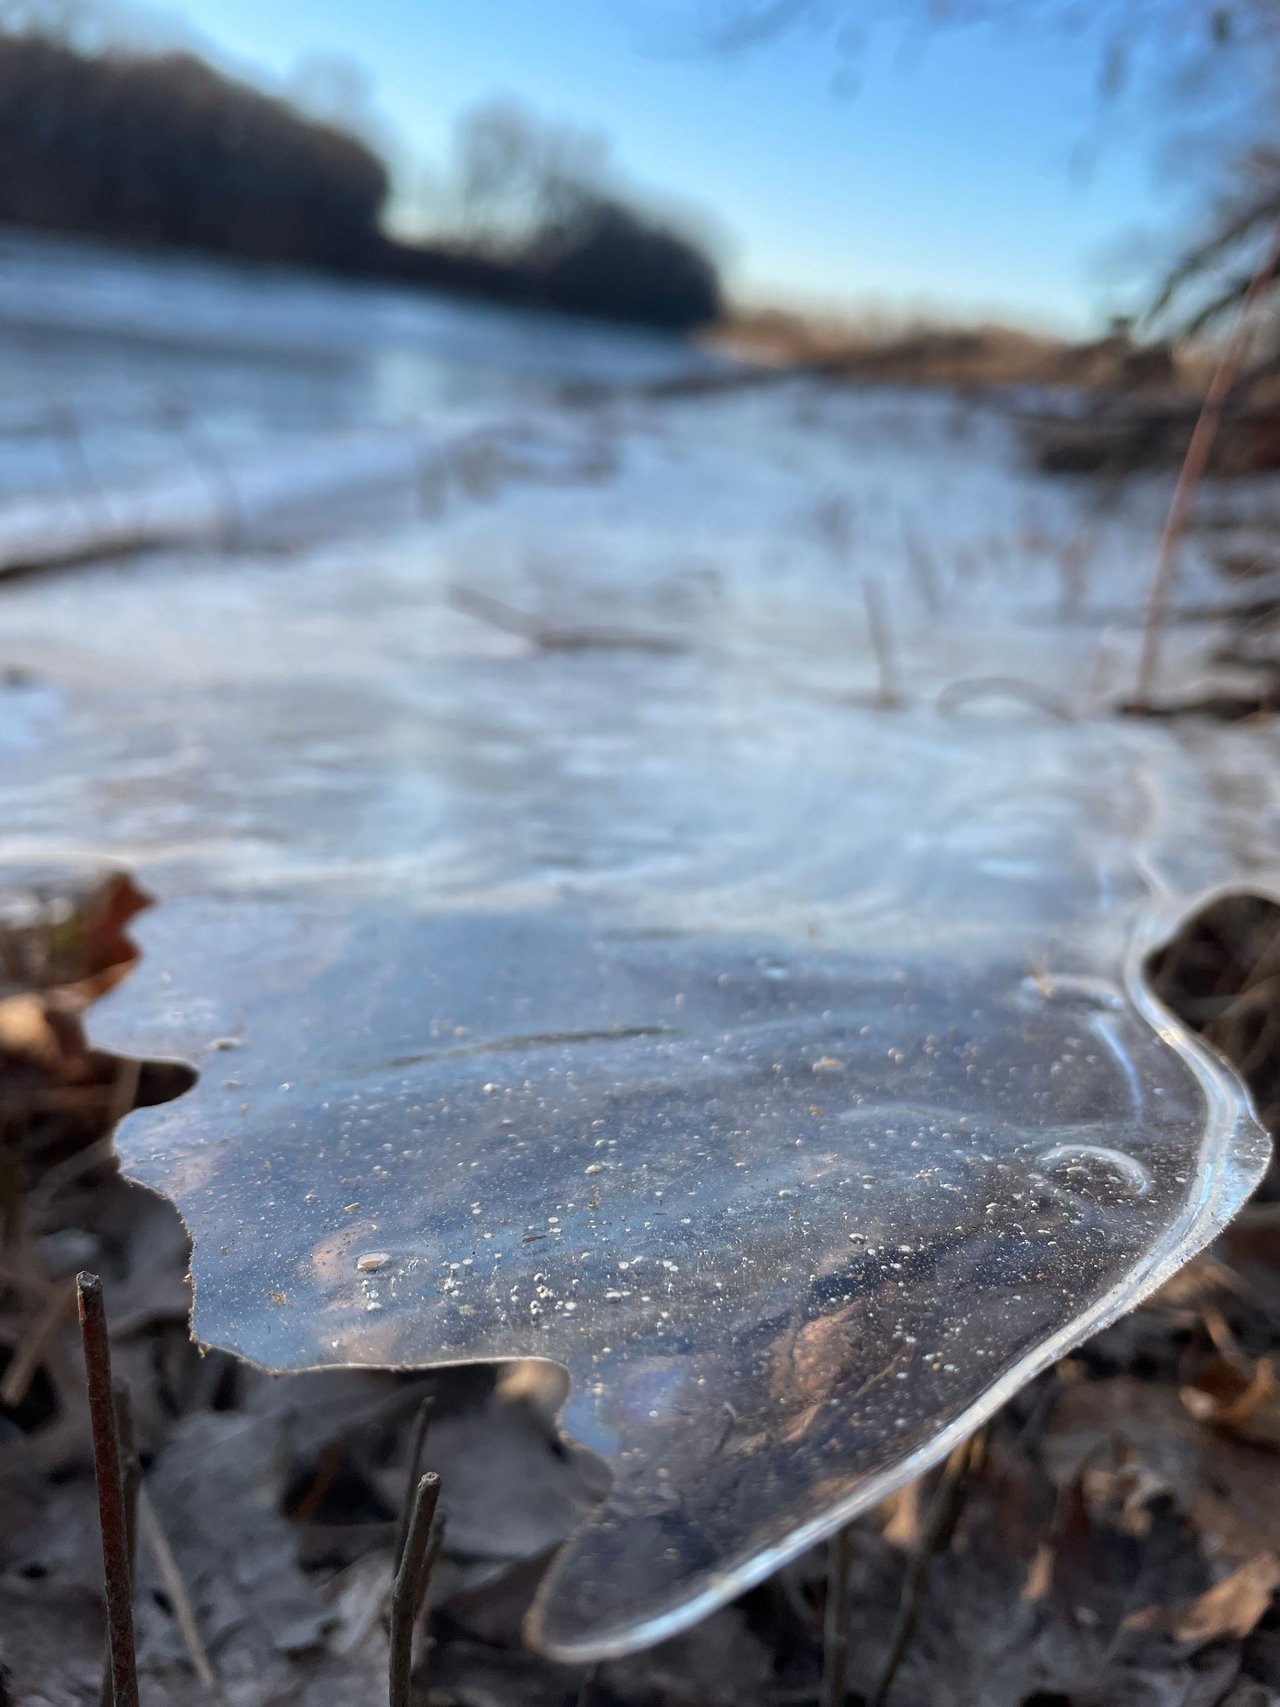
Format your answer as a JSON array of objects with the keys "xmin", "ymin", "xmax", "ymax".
[{"xmin": 1, "ymin": 232, "xmax": 1278, "ymax": 1655}]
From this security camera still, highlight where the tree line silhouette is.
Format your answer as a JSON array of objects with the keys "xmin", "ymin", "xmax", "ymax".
[{"xmin": 0, "ymin": 30, "xmax": 723, "ymax": 331}]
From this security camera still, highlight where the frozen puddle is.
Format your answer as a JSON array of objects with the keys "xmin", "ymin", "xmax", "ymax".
[
  {"xmin": 98, "ymin": 706, "xmax": 1269, "ymax": 1657},
  {"xmin": 2, "ymin": 347, "xmax": 1275, "ymax": 1655}
]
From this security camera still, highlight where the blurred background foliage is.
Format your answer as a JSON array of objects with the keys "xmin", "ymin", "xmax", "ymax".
[{"xmin": 0, "ymin": 0, "xmax": 726, "ymax": 330}]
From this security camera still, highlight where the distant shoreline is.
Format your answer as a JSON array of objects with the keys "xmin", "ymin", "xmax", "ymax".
[
  {"xmin": 0, "ymin": 215, "xmax": 710, "ymax": 340},
  {"xmin": 0, "ymin": 30, "xmax": 722, "ymax": 336}
]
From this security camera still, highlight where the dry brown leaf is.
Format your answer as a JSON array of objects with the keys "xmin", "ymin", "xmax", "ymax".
[
  {"xmin": 1042, "ymin": 1371, "xmax": 1280, "ymax": 1580},
  {"xmin": 0, "ymin": 874, "xmax": 193, "ymax": 1187},
  {"xmin": 1181, "ymin": 1353, "xmax": 1280, "ymax": 1447},
  {"xmin": 1044, "ymin": 1377, "xmax": 1205, "ymax": 1508},
  {"xmin": 1125, "ymin": 1553, "xmax": 1280, "ymax": 1645},
  {"xmin": 0, "ymin": 870, "xmax": 149, "ymax": 1006}
]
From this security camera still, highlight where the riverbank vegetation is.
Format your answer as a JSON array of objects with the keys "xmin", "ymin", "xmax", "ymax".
[{"xmin": 0, "ymin": 28, "xmax": 724, "ymax": 332}]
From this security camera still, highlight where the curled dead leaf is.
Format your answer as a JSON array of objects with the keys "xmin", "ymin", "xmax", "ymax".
[
  {"xmin": 1180, "ymin": 1353, "xmax": 1280, "ymax": 1447},
  {"xmin": 0, "ymin": 870, "xmax": 149, "ymax": 1008},
  {"xmin": 1125, "ymin": 1553, "xmax": 1280, "ymax": 1645},
  {"xmin": 0, "ymin": 870, "xmax": 192, "ymax": 1189}
]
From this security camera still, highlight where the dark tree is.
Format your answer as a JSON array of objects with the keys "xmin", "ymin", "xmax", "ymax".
[
  {"xmin": 0, "ymin": 31, "xmax": 726, "ymax": 331},
  {"xmin": 535, "ymin": 194, "xmax": 724, "ymax": 329},
  {"xmin": 0, "ymin": 33, "xmax": 390, "ymax": 267}
]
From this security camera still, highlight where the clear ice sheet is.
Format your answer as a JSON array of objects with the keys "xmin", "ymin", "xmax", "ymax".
[
  {"xmin": 97, "ymin": 708, "xmax": 1268, "ymax": 1657},
  {"xmin": 0, "ymin": 293, "xmax": 1270, "ymax": 1657}
]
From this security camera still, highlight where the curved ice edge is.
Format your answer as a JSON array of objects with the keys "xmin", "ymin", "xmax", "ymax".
[
  {"xmin": 96, "ymin": 886, "xmax": 1274, "ymax": 1663},
  {"xmin": 526, "ymin": 887, "xmax": 1274, "ymax": 1662}
]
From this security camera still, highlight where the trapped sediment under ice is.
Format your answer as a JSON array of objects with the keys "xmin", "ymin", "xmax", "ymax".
[{"xmin": 102, "ymin": 710, "xmax": 1269, "ymax": 1657}]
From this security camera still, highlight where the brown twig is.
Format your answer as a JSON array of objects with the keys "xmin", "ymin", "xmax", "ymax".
[
  {"xmin": 870, "ymin": 1430, "xmax": 987, "ymax": 1707},
  {"xmin": 1134, "ymin": 216, "xmax": 1280, "ymax": 706},
  {"xmin": 863, "ymin": 576, "xmax": 904, "ymax": 709},
  {"xmin": 77, "ymin": 1273, "xmax": 140, "ymax": 1707},
  {"xmin": 820, "ymin": 1524, "xmax": 854, "ymax": 1707},
  {"xmin": 393, "ymin": 1397, "xmax": 434, "ymax": 1572},
  {"xmin": 99, "ymin": 1386, "xmax": 139, "ymax": 1707},
  {"xmin": 389, "ymin": 1470, "xmax": 444, "ymax": 1707},
  {"xmin": 0, "ymin": 1278, "xmax": 72, "ymax": 1408},
  {"xmin": 137, "ymin": 1485, "xmax": 225, "ymax": 1701}
]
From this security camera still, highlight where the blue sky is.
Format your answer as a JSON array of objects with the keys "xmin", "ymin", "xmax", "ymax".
[{"xmin": 155, "ymin": 0, "xmax": 1200, "ymax": 332}]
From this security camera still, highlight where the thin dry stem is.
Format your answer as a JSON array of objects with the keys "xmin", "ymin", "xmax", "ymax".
[
  {"xmin": 389, "ymin": 1470, "xmax": 443, "ymax": 1707},
  {"xmin": 871, "ymin": 1430, "xmax": 987, "ymax": 1707},
  {"xmin": 137, "ymin": 1485, "xmax": 225, "ymax": 1701},
  {"xmin": 820, "ymin": 1525, "xmax": 854, "ymax": 1707},
  {"xmin": 863, "ymin": 576, "xmax": 903, "ymax": 710},
  {"xmin": 394, "ymin": 1397, "xmax": 434, "ymax": 1572},
  {"xmin": 0, "ymin": 1277, "xmax": 71, "ymax": 1407},
  {"xmin": 99, "ymin": 1386, "xmax": 139, "ymax": 1707},
  {"xmin": 77, "ymin": 1272, "xmax": 140, "ymax": 1707},
  {"xmin": 1134, "ymin": 217, "xmax": 1280, "ymax": 705}
]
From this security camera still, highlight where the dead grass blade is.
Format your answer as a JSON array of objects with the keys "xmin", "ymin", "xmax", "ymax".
[{"xmin": 1134, "ymin": 216, "xmax": 1280, "ymax": 705}]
